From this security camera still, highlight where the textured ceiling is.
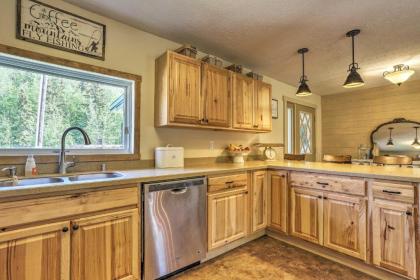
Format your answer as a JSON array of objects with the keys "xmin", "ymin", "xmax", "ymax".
[{"xmin": 65, "ymin": 0, "xmax": 420, "ymax": 95}]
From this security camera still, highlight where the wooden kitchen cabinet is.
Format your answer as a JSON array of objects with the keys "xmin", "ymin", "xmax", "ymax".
[
  {"xmin": 168, "ymin": 52, "xmax": 201, "ymax": 124},
  {"xmin": 253, "ymin": 81, "xmax": 272, "ymax": 131},
  {"xmin": 232, "ymin": 73, "xmax": 255, "ymax": 129},
  {"xmin": 207, "ymin": 189, "xmax": 248, "ymax": 250},
  {"xmin": 323, "ymin": 192, "xmax": 367, "ymax": 260},
  {"xmin": 156, "ymin": 51, "xmax": 272, "ymax": 132},
  {"xmin": 0, "ymin": 221, "xmax": 71, "ymax": 280},
  {"xmin": 201, "ymin": 63, "xmax": 231, "ymax": 127},
  {"xmin": 372, "ymin": 199, "xmax": 416, "ymax": 279},
  {"xmin": 290, "ymin": 187, "xmax": 323, "ymax": 245},
  {"xmin": 0, "ymin": 187, "xmax": 140, "ymax": 280},
  {"xmin": 71, "ymin": 209, "xmax": 139, "ymax": 280},
  {"xmin": 155, "ymin": 51, "xmax": 201, "ymax": 126},
  {"xmin": 268, "ymin": 171, "xmax": 288, "ymax": 233},
  {"xmin": 251, "ymin": 171, "xmax": 268, "ymax": 232}
]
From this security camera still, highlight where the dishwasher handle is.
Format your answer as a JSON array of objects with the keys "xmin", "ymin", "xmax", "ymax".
[{"xmin": 170, "ymin": 187, "xmax": 188, "ymax": 194}]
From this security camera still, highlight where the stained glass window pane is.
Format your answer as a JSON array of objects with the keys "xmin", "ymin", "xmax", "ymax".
[{"xmin": 299, "ymin": 111, "xmax": 312, "ymax": 154}]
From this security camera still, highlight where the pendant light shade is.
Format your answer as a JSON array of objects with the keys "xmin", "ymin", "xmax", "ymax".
[
  {"xmin": 343, "ymin": 29, "xmax": 365, "ymax": 89},
  {"xmin": 384, "ymin": 64, "xmax": 415, "ymax": 86},
  {"xmin": 296, "ymin": 48, "xmax": 312, "ymax": 97},
  {"xmin": 412, "ymin": 126, "xmax": 420, "ymax": 149}
]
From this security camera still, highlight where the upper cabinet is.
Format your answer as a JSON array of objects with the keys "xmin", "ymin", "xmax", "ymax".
[
  {"xmin": 156, "ymin": 51, "xmax": 201, "ymax": 125},
  {"xmin": 254, "ymin": 81, "xmax": 272, "ymax": 131},
  {"xmin": 155, "ymin": 51, "xmax": 272, "ymax": 132},
  {"xmin": 232, "ymin": 74, "xmax": 255, "ymax": 129},
  {"xmin": 201, "ymin": 64, "xmax": 231, "ymax": 127}
]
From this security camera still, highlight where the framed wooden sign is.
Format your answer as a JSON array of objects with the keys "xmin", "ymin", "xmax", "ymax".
[{"xmin": 17, "ymin": 0, "xmax": 106, "ymax": 60}]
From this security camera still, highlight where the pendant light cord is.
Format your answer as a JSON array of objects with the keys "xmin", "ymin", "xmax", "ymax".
[
  {"xmin": 302, "ymin": 52, "xmax": 305, "ymax": 79},
  {"xmin": 352, "ymin": 35, "xmax": 355, "ymax": 65}
]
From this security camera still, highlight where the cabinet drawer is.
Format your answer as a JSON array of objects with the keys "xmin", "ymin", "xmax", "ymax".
[
  {"xmin": 0, "ymin": 186, "xmax": 138, "ymax": 229},
  {"xmin": 208, "ymin": 173, "xmax": 248, "ymax": 193},
  {"xmin": 372, "ymin": 180, "xmax": 415, "ymax": 204},
  {"xmin": 290, "ymin": 172, "xmax": 366, "ymax": 196}
]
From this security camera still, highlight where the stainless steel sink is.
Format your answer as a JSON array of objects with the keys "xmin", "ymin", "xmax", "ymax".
[
  {"xmin": 0, "ymin": 172, "xmax": 124, "ymax": 188},
  {"xmin": 0, "ymin": 177, "xmax": 65, "ymax": 188},
  {"xmin": 67, "ymin": 172, "xmax": 123, "ymax": 182}
]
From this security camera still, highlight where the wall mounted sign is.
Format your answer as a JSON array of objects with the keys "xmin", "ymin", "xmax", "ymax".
[
  {"xmin": 272, "ymin": 99, "xmax": 278, "ymax": 119},
  {"xmin": 17, "ymin": 0, "xmax": 106, "ymax": 60}
]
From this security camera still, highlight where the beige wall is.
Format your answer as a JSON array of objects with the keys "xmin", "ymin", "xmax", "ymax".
[
  {"xmin": 322, "ymin": 80, "xmax": 420, "ymax": 158},
  {"xmin": 0, "ymin": 0, "xmax": 321, "ymax": 165}
]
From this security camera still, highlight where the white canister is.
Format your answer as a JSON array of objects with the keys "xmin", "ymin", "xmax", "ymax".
[{"xmin": 155, "ymin": 146, "xmax": 184, "ymax": 168}]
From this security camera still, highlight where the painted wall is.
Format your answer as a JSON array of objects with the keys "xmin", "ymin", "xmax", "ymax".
[
  {"xmin": 0, "ymin": 0, "xmax": 322, "ymax": 163},
  {"xmin": 322, "ymin": 79, "xmax": 420, "ymax": 158}
]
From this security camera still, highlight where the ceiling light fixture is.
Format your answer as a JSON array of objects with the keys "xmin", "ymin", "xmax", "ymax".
[
  {"xmin": 296, "ymin": 48, "xmax": 312, "ymax": 97},
  {"xmin": 386, "ymin": 127, "xmax": 394, "ymax": 146},
  {"xmin": 383, "ymin": 64, "xmax": 415, "ymax": 86},
  {"xmin": 412, "ymin": 126, "xmax": 420, "ymax": 149},
  {"xmin": 343, "ymin": 29, "xmax": 365, "ymax": 89}
]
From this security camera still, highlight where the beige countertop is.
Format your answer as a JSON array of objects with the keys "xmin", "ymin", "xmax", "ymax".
[{"xmin": 1, "ymin": 160, "xmax": 419, "ymax": 200}]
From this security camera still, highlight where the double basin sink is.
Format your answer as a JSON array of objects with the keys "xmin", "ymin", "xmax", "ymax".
[{"xmin": 0, "ymin": 172, "xmax": 123, "ymax": 188}]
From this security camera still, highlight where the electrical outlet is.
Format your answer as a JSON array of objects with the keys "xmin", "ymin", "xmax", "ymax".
[{"xmin": 209, "ymin": 141, "xmax": 215, "ymax": 151}]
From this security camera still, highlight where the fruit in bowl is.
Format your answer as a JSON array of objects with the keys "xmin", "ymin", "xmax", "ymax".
[{"xmin": 226, "ymin": 144, "xmax": 250, "ymax": 163}]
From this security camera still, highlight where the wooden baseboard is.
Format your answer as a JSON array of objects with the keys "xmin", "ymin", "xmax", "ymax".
[
  {"xmin": 204, "ymin": 230, "xmax": 266, "ymax": 261},
  {"xmin": 267, "ymin": 230, "xmax": 409, "ymax": 280}
]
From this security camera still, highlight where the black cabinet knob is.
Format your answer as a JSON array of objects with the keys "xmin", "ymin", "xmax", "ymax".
[
  {"xmin": 62, "ymin": 227, "xmax": 69, "ymax": 232},
  {"xmin": 72, "ymin": 224, "xmax": 79, "ymax": 231}
]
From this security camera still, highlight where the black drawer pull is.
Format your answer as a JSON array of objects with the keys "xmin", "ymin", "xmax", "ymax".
[
  {"xmin": 382, "ymin": 190, "xmax": 401, "ymax": 195},
  {"xmin": 406, "ymin": 211, "xmax": 413, "ymax": 216},
  {"xmin": 387, "ymin": 225, "xmax": 395, "ymax": 230},
  {"xmin": 225, "ymin": 181, "xmax": 234, "ymax": 184},
  {"xmin": 316, "ymin": 182, "xmax": 329, "ymax": 186}
]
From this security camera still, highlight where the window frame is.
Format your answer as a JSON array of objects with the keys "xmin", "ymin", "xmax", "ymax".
[{"xmin": 0, "ymin": 44, "xmax": 141, "ymax": 164}]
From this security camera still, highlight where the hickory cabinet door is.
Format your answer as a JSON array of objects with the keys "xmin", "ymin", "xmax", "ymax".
[
  {"xmin": 232, "ymin": 74, "xmax": 254, "ymax": 129},
  {"xmin": 169, "ymin": 52, "xmax": 201, "ymax": 125},
  {"xmin": 71, "ymin": 209, "xmax": 139, "ymax": 280},
  {"xmin": 290, "ymin": 187, "xmax": 323, "ymax": 245},
  {"xmin": 268, "ymin": 171, "xmax": 288, "ymax": 233},
  {"xmin": 254, "ymin": 81, "xmax": 272, "ymax": 131},
  {"xmin": 251, "ymin": 171, "xmax": 268, "ymax": 232},
  {"xmin": 201, "ymin": 63, "xmax": 231, "ymax": 127},
  {"xmin": 207, "ymin": 190, "xmax": 248, "ymax": 250},
  {"xmin": 372, "ymin": 200, "xmax": 416, "ymax": 279},
  {"xmin": 0, "ymin": 221, "xmax": 71, "ymax": 280},
  {"xmin": 323, "ymin": 192, "xmax": 367, "ymax": 261}
]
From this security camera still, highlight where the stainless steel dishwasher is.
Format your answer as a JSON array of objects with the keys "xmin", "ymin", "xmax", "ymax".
[{"xmin": 143, "ymin": 177, "xmax": 206, "ymax": 280}]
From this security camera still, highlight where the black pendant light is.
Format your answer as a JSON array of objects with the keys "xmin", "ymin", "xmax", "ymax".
[
  {"xmin": 296, "ymin": 48, "xmax": 312, "ymax": 96},
  {"xmin": 343, "ymin": 29, "xmax": 365, "ymax": 88},
  {"xmin": 386, "ymin": 127, "xmax": 394, "ymax": 146},
  {"xmin": 412, "ymin": 126, "xmax": 420, "ymax": 149}
]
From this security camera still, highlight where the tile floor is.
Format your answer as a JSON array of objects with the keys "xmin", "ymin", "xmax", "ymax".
[{"xmin": 173, "ymin": 236, "xmax": 376, "ymax": 280}]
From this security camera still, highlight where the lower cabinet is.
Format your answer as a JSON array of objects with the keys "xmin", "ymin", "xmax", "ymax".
[
  {"xmin": 268, "ymin": 171, "xmax": 288, "ymax": 233},
  {"xmin": 251, "ymin": 171, "xmax": 268, "ymax": 232},
  {"xmin": 207, "ymin": 189, "xmax": 248, "ymax": 250},
  {"xmin": 0, "ymin": 209, "xmax": 139, "ymax": 280},
  {"xmin": 372, "ymin": 199, "xmax": 417, "ymax": 279},
  {"xmin": 290, "ymin": 186, "xmax": 367, "ymax": 261},
  {"xmin": 0, "ymin": 221, "xmax": 71, "ymax": 280},
  {"xmin": 323, "ymin": 192, "xmax": 367, "ymax": 261},
  {"xmin": 71, "ymin": 209, "xmax": 139, "ymax": 280},
  {"xmin": 290, "ymin": 187, "xmax": 323, "ymax": 245}
]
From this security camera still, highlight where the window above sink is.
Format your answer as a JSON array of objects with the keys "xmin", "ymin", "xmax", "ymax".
[{"xmin": 0, "ymin": 47, "xmax": 142, "ymax": 164}]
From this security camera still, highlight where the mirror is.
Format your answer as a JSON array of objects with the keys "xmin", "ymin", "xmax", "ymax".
[{"xmin": 370, "ymin": 118, "xmax": 420, "ymax": 157}]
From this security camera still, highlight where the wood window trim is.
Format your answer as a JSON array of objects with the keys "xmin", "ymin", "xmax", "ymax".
[{"xmin": 0, "ymin": 44, "xmax": 141, "ymax": 164}]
